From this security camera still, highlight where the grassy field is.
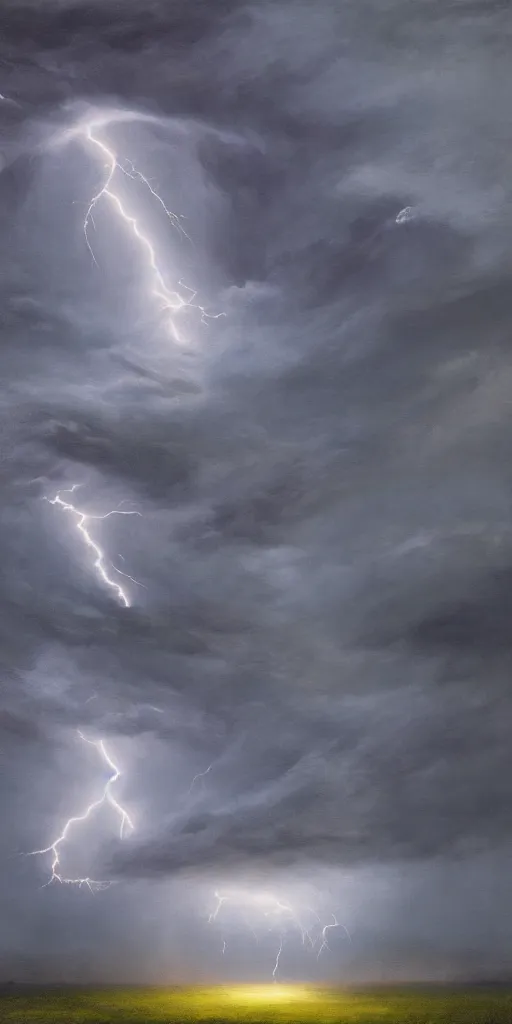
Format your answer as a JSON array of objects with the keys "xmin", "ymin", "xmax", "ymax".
[{"xmin": 1, "ymin": 986, "xmax": 512, "ymax": 1023}]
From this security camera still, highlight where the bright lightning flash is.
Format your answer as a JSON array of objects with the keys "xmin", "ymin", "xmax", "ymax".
[
  {"xmin": 43, "ymin": 111, "xmax": 225, "ymax": 606},
  {"xmin": 28, "ymin": 730, "xmax": 133, "ymax": 893},
  {"xmin": 80, "ymin": 118, "xmax": 224, "ymax": 344},
  {"xmin": 46, "ymin": 486, "xmax": 142, "ymax": 607},
  {"xmin": 207, "ymin": 888, "xmax": 350, "ymax": 979}
]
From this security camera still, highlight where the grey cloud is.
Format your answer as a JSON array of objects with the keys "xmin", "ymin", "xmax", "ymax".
[
  {"xmin": 2, "ymin": 0, "xmax": 512, "ymax": 983},
  {"xmin": 111, "ymin": 677, "xmax": 512, "ymax": 877}
]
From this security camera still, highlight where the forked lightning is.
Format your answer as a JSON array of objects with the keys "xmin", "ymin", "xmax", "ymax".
[
  {"xmin": 28, "ymin": 730, "xmax": 134, "ymax": 893},
  {"xmin": 29, "ymin": 110, "xmax": 348, "ymax": 982},
  {"xmin": 46, "ymin": 486, "xmax": 142, "ymax": 607},
  {"xmin": 81, "ymin": 118, "xmax": 223, "ymax": 344},
  {"xmin": 207, "ymin": 888, "xmax": 350, "ymax": 979}
]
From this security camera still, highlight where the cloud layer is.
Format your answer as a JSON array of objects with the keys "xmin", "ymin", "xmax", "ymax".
[{"xmin": 2, "ymin": 0, "xmax": 512, "ymax": 982}]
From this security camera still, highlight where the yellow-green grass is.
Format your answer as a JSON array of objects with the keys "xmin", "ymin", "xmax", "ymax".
[{"xmin": 1, "ymin": 985, "xmax": 511, "ymax": 1023}]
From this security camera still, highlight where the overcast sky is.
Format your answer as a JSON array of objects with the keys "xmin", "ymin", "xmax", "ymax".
[{"xmin": 2, "ymin": 0, "xmax": 512, "ymax": 985}]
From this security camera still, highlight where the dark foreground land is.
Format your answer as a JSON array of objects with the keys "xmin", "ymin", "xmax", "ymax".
[{"xmin": 1, "ymin": 986, "xmax": 512, "ymax": 1023}]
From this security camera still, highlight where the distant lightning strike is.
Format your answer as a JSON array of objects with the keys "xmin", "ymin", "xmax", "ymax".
[
  {"xmin": 46, "ymin": 486, "xmax": 142, "ymax": 607},
  {"xmin": 81, "ymin": 120, "xmax": 224, "ymax": 344},
  {"xmin": 208, "ymin": 891, "xmax": 229, "ymax": 924},
  {"xmin": 272, "ymin": 935, "xmax": 284, "ymax": 980},
  {"xmin": 207, "ymin": 889, "xmax": 349, "ymax": 978},
  {"xmin": 28, "ymin": 730, "xmax": 133, "ymax": 893},
  {"xmin": 186, "ymin": 762, "xmax": 213, "ymax": 798},
  {"xmin": 316, "ymin": 914, "xmax": 350, "ymax": 960}
]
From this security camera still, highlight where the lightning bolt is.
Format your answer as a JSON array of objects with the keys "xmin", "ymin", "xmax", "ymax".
[
  {"xmin": 316, "ymin": 914, "xmax": 351, "ymax": 959},
  {"xmin": 78, "ymin": 118, "xmax": 224, "ymax": 344},
  {"xmin": 208, "ymin": 891, "xmax": 229, "ymax": 924},
  {"xmin": 28, "ymin": 730, "xmax": 134, "ymax": 893},
  {"xmin": 272, "ymin": 935, "xmax": 284, "ymax": 981},
  {"xmin": 42, "ymin": 112, "xmax": 225, "ymax": 605},
  {"xmin": 186, "ymin": 762, "xmax": 213, "ymax": 799},
  {"xmin": 46, "ymin": 485, "xmax": 142, "ymax": 607}
]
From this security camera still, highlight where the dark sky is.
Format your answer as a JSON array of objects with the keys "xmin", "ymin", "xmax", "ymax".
[{"xmin": 2, "ymin": 0, "xmax": 512, "ymax": 985}]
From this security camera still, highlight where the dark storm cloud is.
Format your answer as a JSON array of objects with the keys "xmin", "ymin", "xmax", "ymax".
[
  {"xmin": 2, "ymin": 0, "xmax": 512, "ymax": 982},
  {"xmin": 0, "ymin": 710, "xmax": 42, "ymax": 742}
]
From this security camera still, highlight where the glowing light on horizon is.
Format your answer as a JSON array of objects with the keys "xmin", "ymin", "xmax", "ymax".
[{"xmin": 224, "ymin": 984, "xmax": 318, "ymax": 1003}]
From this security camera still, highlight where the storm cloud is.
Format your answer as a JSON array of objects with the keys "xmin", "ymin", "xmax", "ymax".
[{"xmin": 2, "ymin": 0, "xmax": 512, "ymax": 984}]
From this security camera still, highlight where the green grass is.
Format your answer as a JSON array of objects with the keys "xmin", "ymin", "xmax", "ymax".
[{"xmin": 1, "ymin": 985, "xmax": 511, "ymax": 1023}]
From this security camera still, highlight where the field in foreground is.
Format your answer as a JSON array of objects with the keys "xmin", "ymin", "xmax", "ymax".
[{"xmin": 1, "ymin": 986, "xmax": 512, "ymax": 1024}]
